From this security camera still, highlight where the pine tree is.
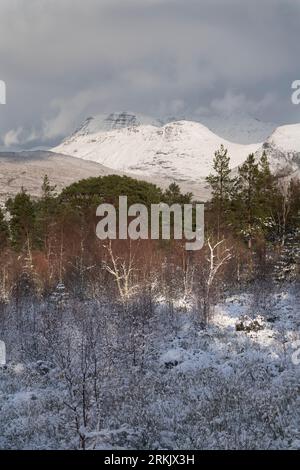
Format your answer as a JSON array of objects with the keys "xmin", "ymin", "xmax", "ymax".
[
  {"xmin": 233, "ymin": 152, "xmax": 275, "ymax": 249},
  {"xmin": 273, "ymin": 177, "xmax": 300, "ymax": 245},
  {"xmin": 41, "ymin": 174, "xmax": 57, "ymax": 201},
  {"xmin": 289, "ymin": 179, "xmax": 300, "ymax": 229},
  {"xmin": 206, "ymin": 145, "xmax": 235, "ymax": 238},
  {"xmin": 36, "ymin": 175, "xmax": 58, "ymax": 248},
  {"xmin": 0, "ymin": 206, "xmax": 9, "ymax": 250},
  {"xmin": 6, "ymin": 188, "xmax": 37, "ymax": 251},
  {"xmin": 163, "ymin": 182, "xmax": 192, "ymax": 204},
  {"xmin": 257, "ymin": 151, "xmax": 275, "ymax": 208},
  {"xmin": 235, "ymin": 153, "xmax": 260, "ymax": 248}
]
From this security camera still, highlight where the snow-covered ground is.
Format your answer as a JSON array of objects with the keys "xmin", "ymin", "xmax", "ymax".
[{"xmin": 0, "ymin": 285, "xmax": 299, "ymax": 449}]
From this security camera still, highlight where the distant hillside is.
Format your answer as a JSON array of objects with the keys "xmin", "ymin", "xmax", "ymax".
[{"xmin": 0, "ymin": 150, "xmax": 211, "ymax": 203}]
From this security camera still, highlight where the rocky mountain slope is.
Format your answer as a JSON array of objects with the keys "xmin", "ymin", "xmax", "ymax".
[
  {"xmin": 259, "ymin": 123, "xmax": 300, "ymax": 178},
  {"xmin": 0, "ymin": 150, "xmax": 209, "ymax": 202},
  {"xmin": 0, "ymin": 151, "xmax": 123, "ymax": 201},
  {"xmin": 68, "ymin": 111, "xmax": 276, "ymax": 144}
]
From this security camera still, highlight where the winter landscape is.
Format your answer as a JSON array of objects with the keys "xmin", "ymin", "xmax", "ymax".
[
  {"xmin": 0, "ymin": 110, "xmax": 300, "ymax": 450},
  {"xmin": 0, "ymin": 0, "xmax": 300, "ymax": 453}
]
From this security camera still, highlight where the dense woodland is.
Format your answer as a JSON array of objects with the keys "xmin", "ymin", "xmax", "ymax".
[{"xmin": 0, "ymin": 147, "xmax": 299, "ymax": 449}]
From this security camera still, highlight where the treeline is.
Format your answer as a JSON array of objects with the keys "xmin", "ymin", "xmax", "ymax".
[
  {"xmin": 0, "ymin": 175, "xmax": 195, "ymax": 302},
  {"xmin": 0, "ymin": 152, "xmax": 299, "ymax": 310},
  {"xmin": 206, "ymin": 145, "xmax": 300, "ymax": 247},
  {"xmin": 0, "ymin": 174, "xmax": 192, "ymax": 252}
]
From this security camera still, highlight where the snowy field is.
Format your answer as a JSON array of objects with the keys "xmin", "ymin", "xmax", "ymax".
[{"xmin": 0, "ymin": 284, "xmax": 299, "ymax": 450}]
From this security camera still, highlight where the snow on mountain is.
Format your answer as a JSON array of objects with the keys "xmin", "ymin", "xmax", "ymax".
[
  {"xmin": 200, "ymin": 112, "xmax": 276, "ymax": 145},
  {"xmin": 71, "ymin": 112, "xmax": 162, "ymax": 135},
  {"xmin": 157, "ymin": 111, "xmax": 276, "ymax": 144},
  {"xmin": 259, "ymin": 123, "xmax": 300, "ymax": 176},
  {"xmin": 0, "ymin": 149, "xmax": 211, "ymax": 202},
  {"xmin": 53, "ymin": 119, "xmax": 261, "ymax": 182}
]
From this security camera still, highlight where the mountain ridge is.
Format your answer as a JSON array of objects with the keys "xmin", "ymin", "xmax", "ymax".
[{"xmin": 53, "ymin": 118, "xmax": 262, "ymax": 182}]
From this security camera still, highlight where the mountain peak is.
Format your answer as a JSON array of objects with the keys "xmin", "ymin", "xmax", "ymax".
[
  {"xmin": 53, "ymin": 115, "xmax": 261, "ymax": 182},
  {"xmin": 71, "ymin": 112, "xmax": 161, "ymax": 138},
  {"xmin": 256, "ymin": 123, "xmax": 300, "ymax": 176}
]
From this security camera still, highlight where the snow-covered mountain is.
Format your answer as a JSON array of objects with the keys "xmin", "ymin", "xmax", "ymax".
[
  {"xmin": 71, "ymin": 112, "xmax": 162, "ymax": 135},
  {"xmin": 63, "ymin": 111, "xmax": 277, "ymax": 145},
  {"xmin": 52, "ymin": 112, "xmax": 300, "ymax": 187},
  {"xmin": 53, "ymin": 119, "xmax": 261, "ymax": 182},
  {"xmin": 259, "ymin": 124, "xmax": 300, "ymax": 176},
  {"xmin": 200, "ymin": 112, "xmax": 276, "ymax": 145}
]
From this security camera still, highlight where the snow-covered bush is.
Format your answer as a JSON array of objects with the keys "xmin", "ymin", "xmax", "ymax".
[{"xmin": 235, "ymin": 315, "xmax": 265, "ymax": 333}]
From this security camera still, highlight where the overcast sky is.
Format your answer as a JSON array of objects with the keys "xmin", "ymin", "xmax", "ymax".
[{"xmin": 1, "ymin": 0, "xmax": 300, "ymax": 150}]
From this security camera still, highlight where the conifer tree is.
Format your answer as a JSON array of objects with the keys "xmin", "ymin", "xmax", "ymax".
[
  {"xmin": 41, "ymin": 174, "xmax": 57, "ymax": 202},
  {"xmin": 206, "ymin": 145, "xmax": 235, "ymax": 238},
  {"xmin": 234, "ymin": 154, "xmax": 259, "ymax": 248},
  {"xmin": 289, "ymin": 179, "xmax": 300, "ymax": 228},
  {"xmin": 163, "ymin": 182, "xmax": 192, "ymax": 205},
  {"xmin": 6, "ymin": 188, "xmax": 36, "ymax": 251},
  {"xmin": 234, "ymin": 153, "xmax": 275, "ymax": 248},
  {"xmin": 36, "ymin": 175, "xmax": 58, "ymax": 247},
  {"xmin": 257, "ymin": 151, "xmax": 276, "ymax": 210},
  {"xmin": 0, "ymin": 206, "xmax": 9, "ymax": 250}
]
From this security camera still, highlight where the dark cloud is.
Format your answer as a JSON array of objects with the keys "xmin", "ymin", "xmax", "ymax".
[{"xmin": 1, "ymin": 0, "xmax": 300, "ymax": 149}]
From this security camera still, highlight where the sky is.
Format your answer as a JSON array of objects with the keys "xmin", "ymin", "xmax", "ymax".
[{"xmin": 1, "ymin": 0, "xmax": 300, "ymax": 150}]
